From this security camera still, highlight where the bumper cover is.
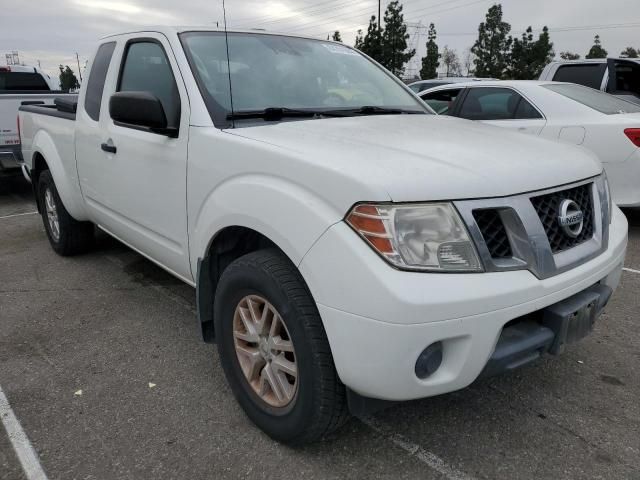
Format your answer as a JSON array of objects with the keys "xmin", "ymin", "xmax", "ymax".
[{"xmin": 300, "ymin": 206, "xmax": 627, "ymax": 401}]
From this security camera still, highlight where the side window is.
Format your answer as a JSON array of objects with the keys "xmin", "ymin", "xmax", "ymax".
[
  {"xmin": 420, "ymin": 89, "xmax": 461, "ymax": 115},
  {"xmin": 459, "ymin": 88, "xmax": 539, "ymax": 120},
  {"xmin": 117, "ymin": 41, "xmax": 181, "ymax": 128},
  {"xmin": 514, "ymin": 98, "xmax": 542, "ymax": 119},
  {"xmin": 553, "ymin": 64, "xmax": 606, "ymax": 90},
  {"xmin": 84, "ymin": 42, "xmax": 116, "ymax": 121}
]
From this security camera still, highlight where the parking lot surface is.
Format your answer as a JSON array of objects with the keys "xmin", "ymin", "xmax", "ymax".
[{"xmin": 1, "ymin": 176, "xmax": 639, "ymax": 480}]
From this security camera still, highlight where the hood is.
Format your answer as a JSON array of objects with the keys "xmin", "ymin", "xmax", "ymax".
[{"xmin": 227, "ymin": 115, "xmax": 602, "ymax": 202}]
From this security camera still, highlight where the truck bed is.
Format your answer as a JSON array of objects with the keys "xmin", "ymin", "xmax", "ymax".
[
  {"xmin": 1, "ymin": 92, "xmax": 76, "ymax": 175},
  {"xmin": 18, "ymin": 97, "xmax": 78, "ymax": 180},
  {"xmin": 19, "ymin": 98, "xmax": 78, "ymax": 121}
]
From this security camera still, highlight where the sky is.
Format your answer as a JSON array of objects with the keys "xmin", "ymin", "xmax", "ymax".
[{"xmin": 1, "ymin": 0, "xmax": 639, "ymax": 80}]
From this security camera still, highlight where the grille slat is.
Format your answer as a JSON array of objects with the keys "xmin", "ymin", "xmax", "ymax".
[
  {"xmin": 473, "ymin": 209, "xmax": 512, "ymax": 259},
  {"xmin": 530, "ymin": 183, "xmax": 594, "ymax": 253}
]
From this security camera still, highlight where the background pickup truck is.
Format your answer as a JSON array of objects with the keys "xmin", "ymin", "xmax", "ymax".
[
  {"xmin": 0, "ymin": 65, "xmax": 75, "ymax": 178},
  {"xmin": 19, "ymin": 26, "xmax": 628, "ymax": 444},
  {"xmin": 539, "ymin": 58, "xmax": 640, "ymax": 105}
]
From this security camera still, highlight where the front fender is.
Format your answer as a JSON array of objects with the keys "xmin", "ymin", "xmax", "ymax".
[
  {"xmin": 32, "ymin": 129, "xmax": 89, "ymax": 221},
  {"xmin": 190, "ymin": 173, "xmax": 343, "ymax": 274}
]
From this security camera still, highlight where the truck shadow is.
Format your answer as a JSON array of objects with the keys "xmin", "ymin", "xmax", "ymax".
[
  {"xmin": 621, "ymin": 208, "xmax": 640, "ymax": 228},
  {"xmin": 0, "ymin": 174, "xmax": 32, "ymax": 197}
]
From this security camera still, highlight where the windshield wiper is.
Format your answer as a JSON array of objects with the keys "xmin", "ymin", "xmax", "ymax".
[
  {"xmin": 323, "ymin": 105, "xmax": 426, "ymax": 116},
  {"xmin": 227, "ymin": 107, "xmax": 343, "ymax": 121},
  {"xmin": 227, "ymin": 105, "xmax": 426, "ymax": 121}
]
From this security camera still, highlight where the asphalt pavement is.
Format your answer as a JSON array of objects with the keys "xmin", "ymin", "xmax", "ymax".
[{"xmin": 1, "ymin": 175, "xmax": 639, "ymax": 480}]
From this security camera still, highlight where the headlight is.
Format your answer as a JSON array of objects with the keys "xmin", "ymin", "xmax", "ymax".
[{"xmin": 346, "ymin": 203, "xmax": 483, "ymax": 272}]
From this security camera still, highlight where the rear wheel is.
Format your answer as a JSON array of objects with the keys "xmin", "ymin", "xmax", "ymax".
[
  {"xmin": 37, "ymin": 170, "xmax": 94, "ymax": 256},
  {"xmin": 214, "ymin": 249, "xmax": 349, "ymax": 444}
]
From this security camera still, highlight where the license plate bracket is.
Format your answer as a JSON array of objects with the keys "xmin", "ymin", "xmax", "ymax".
[{"xmin": 542, "ymin": 286, "xmax": 610, "ymax": 355}]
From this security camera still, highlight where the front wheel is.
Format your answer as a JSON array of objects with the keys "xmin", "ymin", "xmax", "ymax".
[
  {"xmin": 37, "ymin": 170, "xmax": 94, "ymax": 256},
  {"xmin": 214, "ymin": 249, "xmax": 349, "ymax": 444}
]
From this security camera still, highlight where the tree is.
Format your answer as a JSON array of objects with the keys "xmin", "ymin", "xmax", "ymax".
[
  {"xmin": 462, "ymin": 48, "xmax": 475, "ymax": 76},
  {"xmin": 354, "ymin": 29, "xmax": 364, "ymax": 50},
  {"xmin": 441, "ymin": 46, "xmax": 461, "ymax": 76},
  {"xmin": 507, "ymin": 26, "xmax": 554, "ymax": 79},
  {"xmin": 331, "ymin": 31, "xmax": 342, "ymax": 42},
  {"xmin": 58, "ymin": 65, "xmax": 79, "ymax": 91},
  {"xmin": 420, "ymin": 23, "xmax": 440, "ymax": 79},
  {"xmin": 380, "ymin": 1, "xmax": 415, "ymax": 77},
  {"xmin": 620, "ymin": 47, "xmax": 639, "ymax": 58},
  {"xmin": 358, "ymin": 16, "xmax": 384, "ymax": 63},
  {"xmin": 586, "ymin": 35, "xmax": 608, "ymax": 59},
  {"xmin": 471, "ymin": 4, "xmax": 512, "ymax": 79},
  {"xmin": 560, "ymin": 51, "xmax": 580, "ymax": 60}
]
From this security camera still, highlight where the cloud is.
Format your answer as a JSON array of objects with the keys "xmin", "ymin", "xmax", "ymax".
[{"xmin": 1, "ymin": 0, "xmax": 638, "ymax": 79}]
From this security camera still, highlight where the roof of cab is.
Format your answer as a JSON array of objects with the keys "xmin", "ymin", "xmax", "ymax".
[{"xmin": 100, "ymin": 25, "xmax": 325, "ymax": 42}]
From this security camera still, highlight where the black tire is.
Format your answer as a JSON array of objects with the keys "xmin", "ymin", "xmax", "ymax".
[
  {"xmin": 37, "ymin": 170, "xmax": 94, "ymax": 256},
  {"xmin": 214, "ymin": 249, "xmax": 349, "ymax": 444}
]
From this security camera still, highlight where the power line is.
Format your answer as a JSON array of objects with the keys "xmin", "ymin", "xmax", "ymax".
[
  {"xmin": 231, "ymin": 0, "xmax": 374, "ymax": 28},
  {"xmin": 284, "ymin": 0, "xmax": 492, "ymax": 36}
]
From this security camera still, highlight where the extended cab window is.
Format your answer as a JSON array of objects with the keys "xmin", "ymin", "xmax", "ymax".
[
  {"xmin": 552, "ymin": 63, "xmax": 606, "ymax": 89},
  {"xmin": 117, "ymin": 41, "xmax": 180, "ymax": 128},
  {"xmin": 459, "ymin": 87, "xmax": 541, "ymax": 120},
  {"xmin": 420, "ymin": 89, "xmax": 461, "ymax": 115},
  {"xmin": 84, "ymin": 42, "xmax": 116, "ymax": 121}
]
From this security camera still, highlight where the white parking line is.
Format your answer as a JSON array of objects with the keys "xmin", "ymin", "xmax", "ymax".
[
  {"xmin": 0, "ymin": 385, "xmax": 49, "ymax": 480},
  {"xmin": 360, "ymin": 416, "xmax": 476, "ymax": 480},
  {"xmin": 0, "ymin": 211, "xmax": 38, "ymax": 220},
  {"xmin": 623, "ymin": 267, "xmax": 640, "ymax": 275}
]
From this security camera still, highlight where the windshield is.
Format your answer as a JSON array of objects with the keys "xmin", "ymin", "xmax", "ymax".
[
  {"xmin": 180, "ymin": 31, "xmax": 428, "ymax": 126},
  {"xmin": 543, "ymin": 83, "xmax": 640, "ymax": 114}
]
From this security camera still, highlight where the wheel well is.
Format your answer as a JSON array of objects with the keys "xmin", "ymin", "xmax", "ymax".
[
  {"xmin": 31, "ymin": 152, "xmax": 48, "ymax": 212},
  {"xmin": 197, "ymin": 226, "xmax": 279, "ymax": 343}
]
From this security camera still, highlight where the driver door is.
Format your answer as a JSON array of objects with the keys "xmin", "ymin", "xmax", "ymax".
[{"xmin": 77, "ymin": 34, "xmax": 192, "ymax": 282}]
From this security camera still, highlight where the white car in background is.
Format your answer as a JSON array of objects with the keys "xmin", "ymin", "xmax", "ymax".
[{"xmin": 419, "ymin": 81, "xmax": 640, "ymax": 207}]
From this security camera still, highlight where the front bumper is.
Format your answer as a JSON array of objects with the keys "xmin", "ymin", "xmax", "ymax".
[{"xmin": 300, "ymin": 206, "xmax": 628, "ymax": 401}]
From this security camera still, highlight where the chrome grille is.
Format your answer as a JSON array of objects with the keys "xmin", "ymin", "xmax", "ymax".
[
  {"xmin": 530, "ymin": 183, "xmax": 594, "ymax": 253},
  {"xmin": 454, "ymin": 176, "xmax": 608, "ymax": 280}
]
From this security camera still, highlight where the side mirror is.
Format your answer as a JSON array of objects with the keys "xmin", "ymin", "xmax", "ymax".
[{"xmin": 109, "ymin": 91, "xmax": 177, "ymax": 137}]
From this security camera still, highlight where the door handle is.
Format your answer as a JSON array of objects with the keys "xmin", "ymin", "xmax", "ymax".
[{"xmin": 101, "ymin": 143, "xmax": 117, "ymax": 154}]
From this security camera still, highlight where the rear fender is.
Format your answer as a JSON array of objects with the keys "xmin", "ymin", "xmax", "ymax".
[{"xmin": 31, "ymin": 129, "xmax": 89, "ymax": 220}]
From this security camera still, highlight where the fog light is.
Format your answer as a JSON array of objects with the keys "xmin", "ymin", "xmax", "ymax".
[{"xmin": 415, "ymin": 342, "xmax": 443, "ymax": 379}]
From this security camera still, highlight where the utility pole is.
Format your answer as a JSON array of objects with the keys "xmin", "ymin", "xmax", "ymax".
[
  {"xmin": 75, "ymin": 52, "xmax": 83, "ymax": 82},
  {"xmin": 378, "ymin": 0, "xmax": 381, "ymax": 28}
]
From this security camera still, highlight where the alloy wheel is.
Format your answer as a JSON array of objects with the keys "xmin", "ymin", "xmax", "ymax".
[
  {"xmin": 232, "ymin": 295, "xmax": 298, "ymax": 408},
  {"xmin": 44, "ymin": 188, "xmax": 60, "ymax": 242}
]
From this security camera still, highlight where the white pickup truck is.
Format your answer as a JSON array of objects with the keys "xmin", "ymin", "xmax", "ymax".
[
  {"xmin": 0, "ymin": 65, "xmax": 75, "ymax": 178},
  {"xmin": 18, "ymin": 27, "xmax": 628, "ymax": 444},
  {"xmin": 540, "ymin": 58, "xmax": 640, "ymax": 105}
]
